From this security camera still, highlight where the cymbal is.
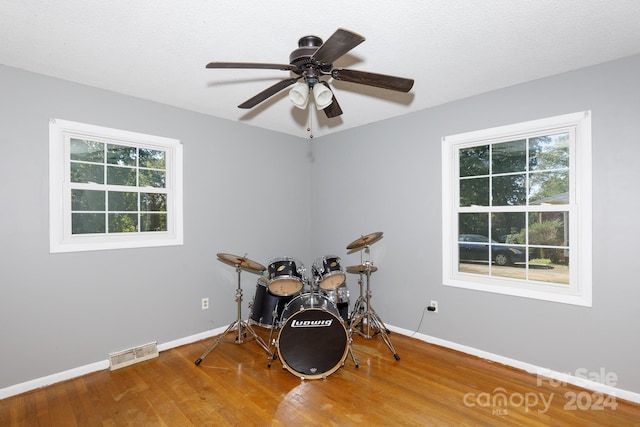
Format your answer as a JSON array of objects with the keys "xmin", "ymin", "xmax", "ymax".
[
  {"xmin": 346, "ymin": 264, "xmax": 378, "ymax": 274},
  {"xmin": 217, "ymin": 253, "xmax": 266, "ymax": 273},
  {"xmin": 346, "ymin": 231, "xmax": 383, "ymax": 251}
]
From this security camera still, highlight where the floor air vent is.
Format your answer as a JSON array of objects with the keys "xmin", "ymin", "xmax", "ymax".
[{"xmin": 109, "ymin": 341, "xmax": 158, "ymax": 371}]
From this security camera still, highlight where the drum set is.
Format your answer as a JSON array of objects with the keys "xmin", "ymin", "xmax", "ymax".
[{"xmin": 195, "ymin": 232, "xmax": 398, "ymax": 380}]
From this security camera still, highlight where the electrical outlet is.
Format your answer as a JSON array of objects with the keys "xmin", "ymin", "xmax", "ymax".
[
  {"xmin": 202, "ymin": 297, "xmax": 209, "ymax": 310},
  {"xmin": 430, "ymin": 300, "xmax": 438, "ymax": 313}
]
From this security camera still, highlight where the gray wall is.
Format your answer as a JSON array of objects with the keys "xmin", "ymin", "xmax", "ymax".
[
  {"xmin": 0, "ymin": 65, "xmax": 311, "ymax": 389},
  {"xmin": 311, "ymin": 54, "xmax": 640, "ymax": 394},
  {"xmin": 2, "ymin": 53, "xmax": 639, "ymax": 395}
]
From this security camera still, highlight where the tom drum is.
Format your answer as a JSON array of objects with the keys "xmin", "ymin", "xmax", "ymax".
[
  {"xmin": 322, "ymin": 284, "xmax": 350, "ymax": 323},
  {"xmin": 267, "ymin": 257, "xmax": 306, "ymax": 296},
  {"xmin": 312, "ymin": 255, "xmax": 346, "ymax": 290}
]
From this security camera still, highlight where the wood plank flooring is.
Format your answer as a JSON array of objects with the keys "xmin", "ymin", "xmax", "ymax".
[{"xmin": 2, "ymin": 325, "xmax": 639, "ymax": 426}]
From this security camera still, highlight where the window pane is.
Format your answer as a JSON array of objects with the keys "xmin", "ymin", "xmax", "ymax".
[
  {"xmin": 529, "ymin": 171, "xmax": 569, "ymax": 205},
  {"xmin": 492, "ymin": 139, "xmax": 526, "ymax": 174},
  {"xmin": 460, "ymin": 177, "xmax": 489, "ymax": 206},
  {"xmin": 529, "ymin": 133, "xmax": 569, "ymax": 171},
  {"xmin": 72, "ymin": 189, "xmax": 105, "ymax": 211},
  {"xmin": 139, "ymin": 148, "xmax": 166, "ymax": 169},
  {"xmin": 459, "ymin": 213, "xmax": 488, "ymax": 236},
  {"xmin": 107, "ymin": 144, "xmax": 137, "ymax": 166},
  {"xmin": 459, "ymin": 235, "xmax": 490, "ymax": 267},
  {"xmin": 141, "ymin": 193, "xmax": 167, "ymax": 211},
  {"xmin": 492, "ymin": 255, "xmax": 526, "ymax": 279},
  {"xmin": 492, "ymin": 174, "xmax": 526, "ymax": 206},
  {"xmin": 108, "ymin": 213, "xmax": 138, "ymax": 232},
  {"xmin": 459, "ymin": 145, "xmax": 489, "ymax": 177},
  {"xmin": 528, "ymin": 248, "xmax": 570, "ymax": 284},
  {"xmin": 108, "ymin": 191, "xmax": 138, "ymax": 211},
  {"xmin": 139, "ymin": 169, "xmax": 166, "ymax": 188},
  {"xmin": 528, "ymin": 212, "xmax": 568, "ymax": 246},
  {"xmin": 491, "ymin": 212, "xmax": 525, "ymax": 243},
  {"xmin": 70, "ymin": 139, "xmax": 104, "ymax": 162},
  {"xmin": 107, "ymin": 165, "xmax": 136, "ymax": 186},
  {"xmin": 141, "ymin": 213, "xmax": 167, "ymax": 232},
  {"xmin": 72, "ymin": 213, "xmax": 105, "ymax": 234},
  {"xmin": 458, "ymin": 230, "xmax": 491, "ymax": 273},
  {"xmin": 71, "ymin": 163, "xmax": 104, "ymax": 184}
]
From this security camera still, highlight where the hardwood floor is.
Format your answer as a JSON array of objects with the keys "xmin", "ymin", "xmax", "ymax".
[{"xmin": 2, "ymin": 325, "xmax": 639, "ymax": 426}]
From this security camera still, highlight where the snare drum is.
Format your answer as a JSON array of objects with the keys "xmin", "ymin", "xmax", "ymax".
[
  {"xmin": 249, "ymin": 276, "xmax": 298, "ymax": 329},
  {"xmin": 267, "ymin": 257, "xmax": 306, "ymax": 296},
  {"xmin": 312, "ymin": 255, "xmax": 346, "ymax": 290},
  {"xmin": 277, "ymin": 292, "xmax": 348, "ymax": 379}
]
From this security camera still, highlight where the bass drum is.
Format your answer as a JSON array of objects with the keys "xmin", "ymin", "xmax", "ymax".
[
  {"xmin": 249, "ymin": 276, "xmax": 298, "ymax": 329},
  {"xmin": 277, "ymin": 292, "xmax": 349, "ymax": 379}
]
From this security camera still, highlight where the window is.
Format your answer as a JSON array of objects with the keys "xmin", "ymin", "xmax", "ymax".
[
  {"xmin": 50, "ymin": 119, "xmax": 183, "ymax": 253},
  {"xmin": 442, "ymin": 112, "xmax": 592, "ymax": 306}
]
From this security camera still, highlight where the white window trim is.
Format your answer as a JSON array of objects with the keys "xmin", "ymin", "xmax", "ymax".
[
  {"xmin": 49, "ymin": 119, "xmax": 184, "ymax": 253},
  {"xmin": 442, "ymin": 111, "xmax": 592, "ymax": 306}
]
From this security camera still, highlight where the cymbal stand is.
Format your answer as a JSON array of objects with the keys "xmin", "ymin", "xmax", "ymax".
[
  {"xmin": 349, "ymin": 246, "xmax": 400, "ymax": 360},
  {"xmin": 195, "ymin": 263, "xmax": 272, "ymax": 365}
]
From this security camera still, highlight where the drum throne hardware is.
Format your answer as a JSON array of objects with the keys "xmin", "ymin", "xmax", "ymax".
[
  {"xmin": 346, "ymin": 232, "xmax": 400, "ymax": 361},
  {"xmin": 195, "ymin": 253, "xmax": 273, "ymax": 366}
]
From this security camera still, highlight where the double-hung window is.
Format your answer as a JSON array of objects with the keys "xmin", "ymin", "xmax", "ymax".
[
  {"xmin": 50, "ymin": 119, "xmax": 183, "ymax": 253},
  {"xmin": 442, "ymin": 112, "xmax": 592, "ymax": 306}
]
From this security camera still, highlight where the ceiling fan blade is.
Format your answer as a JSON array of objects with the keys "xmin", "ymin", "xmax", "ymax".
[
  {"xmin": 206, "ymin": 62, "xmax": 295, "ymax": 71},
  {"xmin": 237, "ymin": 77, "xmax": 300, "ymax": 109},
  {"xmin": 331, "ymin": 69, "xmax": 414, "ymax": 92},
  {"xmin": 311, "ymin": 28, "xmax": 365, "ymax": 65},
  {"xmin": 320, "ymin": 82, "xmax": 343, "ymax": 118}
]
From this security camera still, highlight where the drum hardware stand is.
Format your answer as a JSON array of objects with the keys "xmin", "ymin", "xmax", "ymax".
[
  {"xmin": 265, "ymin": 300, "xmax": 286, "ymax": 368},
  {"xmin": 195, "ymin": 255, "xmax": 273, "ymax": 366},
  {"xmin": 347, "ymin": 243, "xmax": 400, "ymax": 361},
  {"xmin": 346, "ymin": 330, "xmax": 360, "ymax": 368}
]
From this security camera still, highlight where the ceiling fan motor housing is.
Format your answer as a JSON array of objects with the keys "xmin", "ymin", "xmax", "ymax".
[{"xmin": 289, "ymin": 35, "xmax": 332, "ymax": 78}]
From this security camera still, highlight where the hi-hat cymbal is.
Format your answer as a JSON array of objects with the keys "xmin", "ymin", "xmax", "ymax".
[
  {"xmin": 217, "ymin": 253, "xmax": 265, "ymax": 273},
  {"xmin": 346, "ymin": 264, "xmax": 378, "ymax": 274},
  {"xmin": 346, "ymin": 231, "xmax": 383, "ymax": 251}
]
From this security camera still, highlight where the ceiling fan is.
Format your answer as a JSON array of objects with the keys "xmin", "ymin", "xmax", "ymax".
[{"xmin": 206, "ymin": 28, "xmax": 414, "ymax": 118}]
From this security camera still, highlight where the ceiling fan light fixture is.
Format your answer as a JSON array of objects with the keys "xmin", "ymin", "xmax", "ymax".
[
  {"xmin": 289, "ymin": 82, "xmax": 309, "ymax": 109},
  {"xmin": 312, "ymin": 83, "xmax": 333, "ymax": 110}
]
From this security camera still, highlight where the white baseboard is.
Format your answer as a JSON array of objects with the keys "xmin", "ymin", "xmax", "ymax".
[
  {"xmin": 0, "ymin": 360, "xmax": 109, "ymax": 401},
  {"xmin": 2, "ymin": 325, "xmax": 639, "ymax": 405},
  {"xmin": 0, "ymin": 326, "xmax": 224, "ymax": 401},
  {"xmin": 387, "ymin": 324, "xmax": 640, "ymax": 405},
  {"xmin": 156, "ymin": 328, "xmax": 222, "ymax": 352}
]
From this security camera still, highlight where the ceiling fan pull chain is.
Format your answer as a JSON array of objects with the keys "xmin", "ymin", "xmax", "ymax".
[{"xmin": 307, "ymin": 108, "xmax": 314, "ymax": 139}]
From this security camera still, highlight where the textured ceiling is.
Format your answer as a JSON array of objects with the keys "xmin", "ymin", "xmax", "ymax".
[{"xmin": 2, "ymin": 0, "xmax": 640, "ymax": 138}]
